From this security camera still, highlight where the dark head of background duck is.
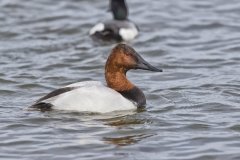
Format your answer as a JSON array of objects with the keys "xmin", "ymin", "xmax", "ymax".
[{"xmin": 109, "ymin": 0, "xmax": 128, "ymax": 20}]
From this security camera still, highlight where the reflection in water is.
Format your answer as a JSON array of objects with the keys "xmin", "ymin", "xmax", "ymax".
[
  {"xmin": 100, "ymin": 108, "xmax": 147, "ymax": 126},
  {"xmin": 103, "ymin": 134, "xmax": 153, "ymax": 146},
  {"xmin": 105, "ymin": 118, "xmax": 147, "ymax": 126},
  {"xmin": 99, "ymin": 110, "xmax": 154, "ymax": 146}
]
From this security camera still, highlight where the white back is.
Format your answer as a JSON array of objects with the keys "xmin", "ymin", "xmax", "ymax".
[{"xmin": 42, "ymin": 81, "xmax": 136, "ymax": 113}]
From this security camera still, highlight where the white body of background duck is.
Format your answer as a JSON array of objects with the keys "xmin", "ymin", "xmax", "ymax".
[
  {"xmin": 30, "ymin": 44, "xmax": 162, "ymax": 113},
  {"xmin": 89, "ymin": 0, "xmax": 139, "ymax": 41}
]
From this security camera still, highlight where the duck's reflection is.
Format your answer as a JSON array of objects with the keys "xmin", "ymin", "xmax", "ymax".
[
  {"xmin": 40, "ymin": 108, "xmax": 154, "ymax": 146},
  {"xmin": 98, "ymin": 107, "xmax": 146, "ymax": 126},
  {"xmin": 99, "ymin": 109, "xmax": 154, "ymax": 146},
  {"xmin": 103, "ymin": 134, "xmax": 152, "ymax": 146}
]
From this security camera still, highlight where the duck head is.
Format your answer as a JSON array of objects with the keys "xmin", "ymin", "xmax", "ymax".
[
  {"xmin": 105, "ymin": 43, "xmax": 162, "ymax": 91},
  {"xmin": 109, "ymin": 0, "xmax": 128, "ymax": 20}
]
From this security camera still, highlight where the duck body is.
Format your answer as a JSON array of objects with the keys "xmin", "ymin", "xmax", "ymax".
[
  {"xmin": 90, "ymin": 20, "xmax": 138, "ymax": 41},
  {"xmin": 33, "ymin": 81, "xmax": 136, "ymax": 113},
  {"xmin": 30, "ymin": 44, "xmax": 162, "ymax": 113},
  {"xmin": 89, "ymin": 0, "xmax": 139, "ymax": 41}
]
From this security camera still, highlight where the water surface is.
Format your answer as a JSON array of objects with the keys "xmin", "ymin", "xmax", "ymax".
[{"xmin": 0, "ymin": 0, "xmax": 240, "ymax": 159}]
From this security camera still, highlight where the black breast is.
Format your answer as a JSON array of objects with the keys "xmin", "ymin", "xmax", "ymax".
[{"xmin": 118, "ymin": 86, "xmax": 146, "ymax": 107}]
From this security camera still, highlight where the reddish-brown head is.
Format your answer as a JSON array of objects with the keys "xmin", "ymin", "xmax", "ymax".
[
  {"xmin": 106, "ymin": 43, "xmax": 139, "ymax": 72},
  {"xmin": 105, "ymin": 43, "xmax": 162, "ymax": 91}
]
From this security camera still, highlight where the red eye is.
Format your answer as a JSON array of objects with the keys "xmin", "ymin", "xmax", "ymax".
[{"xmin": 125, "ymin": 52, "xmax": 132, "ymax": 57}]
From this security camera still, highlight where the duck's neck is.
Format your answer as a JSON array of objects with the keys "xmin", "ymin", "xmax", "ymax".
[
  {"xmin": 105, "ymin": 65, "xmax": 146, "ymax": 107},
  {"xmin": 111, "ymin": 0, "xmax": 128, "ymax": 20},
  {"xmin": 105, "ymin": 65, "xmax": 133, "ymax": 91}
]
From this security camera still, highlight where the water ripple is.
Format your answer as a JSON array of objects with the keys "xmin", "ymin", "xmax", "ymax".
[{"xmin": 1, "ymin": 0, "xmax": 240, "ymax": 160}]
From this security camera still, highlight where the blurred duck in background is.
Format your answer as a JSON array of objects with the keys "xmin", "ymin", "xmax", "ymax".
[{"xmin": 89, "ymin": 0, "xmax": 139, "ymax": 42}]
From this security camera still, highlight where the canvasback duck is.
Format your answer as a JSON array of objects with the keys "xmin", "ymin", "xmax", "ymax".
[
  {"xmin": 89, "ymin": 0, "xmax": 139, "ymax": 41},
  {"xmin": 30, "ymin": 44, "xmax": 162, "ymax": 113}
]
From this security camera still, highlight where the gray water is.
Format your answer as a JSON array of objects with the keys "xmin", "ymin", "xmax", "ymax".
[{"xmin": 0, "ymin": 0, "xmax": 240, "ymax": 159}]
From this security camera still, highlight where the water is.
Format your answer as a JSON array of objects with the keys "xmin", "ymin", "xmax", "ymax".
[{"xmin": 1, "ymin": 0, "xmax": 240, "ymax": 159}]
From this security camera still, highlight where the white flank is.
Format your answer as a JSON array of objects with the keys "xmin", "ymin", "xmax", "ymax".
[
  {"xmin": 89, "ymin": 23, "xmax": 105, "ymax": 35},
  {"xmin": 119, "ymin": 27, "xmax": 138, "ymax": 41},
  {"xmin": 42, "ymin": 81, "xmax": 136, "ymax": 113}
]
